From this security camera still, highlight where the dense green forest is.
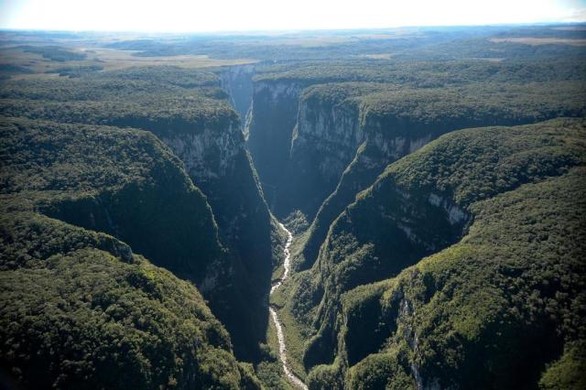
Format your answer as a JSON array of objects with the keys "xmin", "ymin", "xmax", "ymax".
[
  {"xmin": 0, "ymin": 118, "xmax": 261, "ymax": 389},
  {"xmin": 284, "ymin": 118, "xmax": 586, "ymax": 388},
  {"xmin": 1, "ymin": 24, "xmax": 585, "ymax": 389},
  {"xmin": 1, "ymin": 64, "xmax": 278, "ymax": 362}
]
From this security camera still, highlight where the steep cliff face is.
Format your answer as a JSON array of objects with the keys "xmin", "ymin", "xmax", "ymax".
[
  {"xmin": 246, "ymin": 79, "xmax": 303, "ymax": 212},
  {"xmin": 160, "ymin": 117, "xmax": 241, "ymax": 183},
  {"xmin": 158, "ymin": 109, "xmax": 270, "ymax": 268},
  {"xmin": 288, "ymin": 118, "xmax": 586, "ymax": 388},
  {"xmin": 162, "ymin": 115, "xmax": 275, "ymax": 359},
  {"xmin": 283, "ymin": 85, "xmax": 363, "ymax": 219},
  {"xmin": 296, "ymin": 83, "xmax": 586, "ymax": 271},
  {"xmin": 220, "ymin": 64, "xmax": 255, "ymax": 131},
  {"xmin": 297, "ymin": 114, "xmax": 434, "ymax": 272}
]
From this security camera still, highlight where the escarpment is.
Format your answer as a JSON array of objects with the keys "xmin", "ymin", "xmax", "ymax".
[
  {"xmin": 283, "ymin": 84, "xmax": 368, "ymax": 220},
  {"xmin": 246, "ymin": 78, "xmax": 303, "ymax": 211},
  {"xmin": 160, "ymin": 111, "xmax": 275, "ymax": 359},
  {"xmin": 242, "ymin": 73, "xmax": 586, "ymax": 273}
]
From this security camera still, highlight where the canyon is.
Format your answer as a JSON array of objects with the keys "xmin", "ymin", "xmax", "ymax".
[{"xmin": 1, "ymin": 26, "xmax": 585, "ymax": 389}]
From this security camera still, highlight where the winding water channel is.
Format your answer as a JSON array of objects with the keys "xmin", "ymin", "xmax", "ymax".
[{"xmin": 270, "ymin": 223, "xmax": 308, "ymax": 390}]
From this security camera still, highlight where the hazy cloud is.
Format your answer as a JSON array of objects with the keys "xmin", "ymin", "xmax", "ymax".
[{"xmin": 1, "ymin": 0, "xmax": 585, "ymax": 32}]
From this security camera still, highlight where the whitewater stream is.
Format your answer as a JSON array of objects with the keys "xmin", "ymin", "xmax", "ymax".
[{"xmin": 270, "ymin": 223, "xmax": 308, "ymax": 390}]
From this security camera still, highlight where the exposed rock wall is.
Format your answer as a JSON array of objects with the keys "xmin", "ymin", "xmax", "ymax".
[
  {"xmin": 297, "ymin": 107, "xmax": 437, "ymax": 271},
  {"xmin": 162, "ymin": 121, "xmax": 243, "ymax": 183},
  {"xmin": 220, "ymin": 64, "xmax": 255, "ymax": 131},
  {"xmin": 160, "ymin": 107, "xmax": 274, "ymax": 361},
  {"xmin": 284, "ymin": 94, "xmax": 362, "ymax": 219},
  {"xmin": 246, "ymin": 80, "xmax": 303, "ymax": 213}
]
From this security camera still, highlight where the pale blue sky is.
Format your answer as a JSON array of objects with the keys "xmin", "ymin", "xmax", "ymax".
[{"xmin": 1, "ymin": 0, "xmax": 585, "ymax": 32}]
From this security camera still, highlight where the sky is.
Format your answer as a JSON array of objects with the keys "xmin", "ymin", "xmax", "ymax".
[{"xmin": 1, "ymin": 0, "xmax": 585, "ymax": 33}]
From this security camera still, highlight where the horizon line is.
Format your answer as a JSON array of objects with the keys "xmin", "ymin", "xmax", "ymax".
[{"xmin": 1, "ymin": 21, "xmax": 586, "ymax": 36}]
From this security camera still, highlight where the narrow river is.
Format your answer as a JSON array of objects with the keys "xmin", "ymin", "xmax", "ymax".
[{"xmin": 270, "ymin": 222, "xmax": 308, "ymax": 390}]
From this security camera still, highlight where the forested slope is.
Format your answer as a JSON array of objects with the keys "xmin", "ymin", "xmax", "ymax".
[
  {"xmin": 0, "ymin": 117, "xmax": 261, "ymax": 389},
  {"xmin": 283, "ymin": 118, "xmax": 586, "ymax": 389},
  {"xmin": 0, "ymin": 67, "xmax": 276, "ymax": 359}
]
